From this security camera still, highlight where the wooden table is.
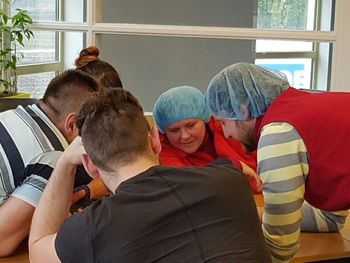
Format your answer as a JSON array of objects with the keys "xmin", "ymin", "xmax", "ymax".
[
  {"xmin": 2, "ymin": 195, "xmax": 350, "ymax": 263},
  {"xmin": 292, "ymin": 231, "xmax": 350, "ymax": 262},
  {"xmin": 255, "ymin": 194, "xmax": 350, "ymax": 263}
]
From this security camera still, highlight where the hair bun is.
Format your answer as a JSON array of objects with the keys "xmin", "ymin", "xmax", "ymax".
[{"xmin": 75, "ymin": 46, "xmax": 100, "ymax": 68}]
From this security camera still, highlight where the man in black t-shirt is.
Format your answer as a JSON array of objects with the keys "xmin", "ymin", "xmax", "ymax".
[{"xmin": 29, "ymin": 88, "xmax": 271, "ymax": 263}]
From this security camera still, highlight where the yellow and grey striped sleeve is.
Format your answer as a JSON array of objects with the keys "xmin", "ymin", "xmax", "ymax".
[
  {"xmin": 301, "ymin": 201, "xmax": 348, "ymax": 232},
  {"xmin": 258, "ymin": 122, "xmax": 309, "ymax": 263}
]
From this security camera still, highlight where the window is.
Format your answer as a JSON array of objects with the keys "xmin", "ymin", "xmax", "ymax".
[
  {"xmin": 8, "ymin": 0, "xmax": 341, "ymax": 101},
  {"xmin": 255, "ymin": 0, "xmax": 334, "ymax": 90},
  {"xmin": 10, "ymin": 0, "xmax": 60, "ymax": 98},
  {"xmin": 257, "ymin": 0, "xmax": 316, "ymax": 31},
  {"xmin": 17, "ymin": 72, "xmax": 56, "ymax": 98}
]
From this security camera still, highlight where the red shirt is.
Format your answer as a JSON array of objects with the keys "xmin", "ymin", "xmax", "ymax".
[
  {"xmin": 259, "ymin": 88, "xmax": 350, "ymax": 211},
  {"xmin": 159, "ymin": 117, "xmax": 259, "ymax": 193}
]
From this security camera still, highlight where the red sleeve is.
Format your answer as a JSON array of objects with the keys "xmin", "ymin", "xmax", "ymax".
[
  {"xmin": 246, "ymin": 176, "xmax": 261, "ymax": 194},
  {"xmin": 226, "ymin": 156, "xmax": 261, "ymax": 194},
  {"xmin": 208, "ymin": 117, "xmax": 257, "ymax": 170}
]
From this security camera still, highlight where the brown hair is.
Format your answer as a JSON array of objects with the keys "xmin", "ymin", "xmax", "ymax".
[
  {"xmin": 76, "ymin": 88, "xmax": 150, "ymax": 171},
  {"xmin": 75, "ymin": 46, "xmax": 123, "ymax": 88},
  {"xmin": 42, "ymin": 69, "xmax": 99, "ymax": 121}
]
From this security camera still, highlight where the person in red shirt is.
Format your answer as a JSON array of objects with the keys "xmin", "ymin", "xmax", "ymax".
[
  {"xmin": 152, "ymin": 85, "xmax": 261, "ymax": 193},
  {"xmin": 205, "ymin": 62, "xmax": 350, "ymax": 262}
]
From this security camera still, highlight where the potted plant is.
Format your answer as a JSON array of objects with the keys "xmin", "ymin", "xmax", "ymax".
[{"xmin": 0, "ymin": 0, "xmax": 34, "ymax": 97}]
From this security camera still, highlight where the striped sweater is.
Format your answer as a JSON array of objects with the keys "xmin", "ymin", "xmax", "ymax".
[
  {"xmin": 258, "ymin": 122, "xmax": 348, "ymax": 263},
  {"xmin": 0, "ymin": 104, "xmax": 90, "ymax": 207}
]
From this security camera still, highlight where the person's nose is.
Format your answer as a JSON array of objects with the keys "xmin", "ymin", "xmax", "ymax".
[
  {"xmin": 222, "ymin": 127, "xmax": 231, "ymax": 140},
  {"xmin": 180, "ymin": 128, "xmax": 191, "ymax": 140}
]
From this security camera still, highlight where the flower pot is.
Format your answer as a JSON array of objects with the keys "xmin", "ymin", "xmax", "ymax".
[{"xmin": 0, "ymin": 96, "xmax": 37, "ymax": 112}]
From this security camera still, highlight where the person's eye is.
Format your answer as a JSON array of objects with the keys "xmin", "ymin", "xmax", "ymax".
[
  {"xmin": 169, "ymin": 128, "xmax": 180, "ymax": 133},
  {"xmin": 186, "ymin": 122, "xmax": 196, "ymax": 128}
]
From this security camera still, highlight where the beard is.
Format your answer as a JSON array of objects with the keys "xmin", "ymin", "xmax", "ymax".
[
  {"xmin": 242, "ymin": 138, "xmax": 257, "ymax": 153},
  {"xmin": 237, "ymin": 121, "xmax": 257, "ymax": 153}
]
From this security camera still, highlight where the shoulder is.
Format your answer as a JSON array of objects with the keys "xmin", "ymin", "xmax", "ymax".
[
  {"xmin": 161, "ymin": 161, "xmax": 244, "ymax": 185},
  {"xmin": 258, "ymin": 122, "xmax": 308, "ymax": 175},
  {"xmin": 59, "ymin": 199, "xmax": 106, "ymax": 234},
  {"xmin": 259, "ymin": 122, "xmax": 303, "ymax": 148},
  {"xmin": 152, "ymin": 162, "xmax": 235, "ymax": 175},
  {"xmin": 55, "ymin": 210, "xmax": 94, "ymax": 262}
]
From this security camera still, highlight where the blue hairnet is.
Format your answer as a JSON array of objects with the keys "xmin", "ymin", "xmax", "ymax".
[
  {"xmin": 206, "ymin": 63, "xmax": 290, "ymax": 120},
  {"xmin": 153, "ymin": 86, "xmax": 210, "ymax": 133}
]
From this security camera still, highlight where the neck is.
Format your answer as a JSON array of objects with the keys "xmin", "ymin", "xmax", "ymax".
[
  {"xmin": 38, "ymin": 99, "xmax": 61, "ymax": 125},
  {"xmin": 103, "ymin": 154, "xmax": 160, "ymax": 193},
  {"xmin": 39, "ymin": 99, "xmax": 68, "ymax": 140}
]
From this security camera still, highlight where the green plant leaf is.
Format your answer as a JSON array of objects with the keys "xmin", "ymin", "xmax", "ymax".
[{"xmin": 0, "ymin": 6, "xmax": 34, "ymax": 93}]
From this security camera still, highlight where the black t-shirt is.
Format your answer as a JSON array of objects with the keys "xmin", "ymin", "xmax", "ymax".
[{"xmin": 55, "ymin": 162, "xmax": 271, "ymax": 263}]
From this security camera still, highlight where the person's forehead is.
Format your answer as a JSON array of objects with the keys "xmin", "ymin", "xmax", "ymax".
[
  {"xmin": 221, "ymin": 118, "xmax": 237, "ymax": 124},
  {"xmin": 167, "ymin": 118, "xmax": 204, "ymax": 129}
]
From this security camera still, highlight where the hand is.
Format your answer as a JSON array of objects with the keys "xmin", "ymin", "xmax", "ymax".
[
  {"xmin": 69, "ymin": 179, "xmax": 110, "ymax": 215},
  {"xmin": 240, "ymin": 162, "xmax": 262, "ymax": 194},
  {"xmin": 60, "ymin": 136, "xmax": 86, "ymax": 166},
  {"xmin": 69, "ymin": 189, "xmax": 87, "ymax": 216},
  {"xmin": 71, "ymin": 187, "xmax": 87, "ymax": 204}
]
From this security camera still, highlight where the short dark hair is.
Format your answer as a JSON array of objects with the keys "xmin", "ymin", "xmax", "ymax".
[
  {"xmin": 76, "ymin": 88, "xmax": 150, "ymax": 171},
  {"xmin": 43, "ymin": 69, "xmax": 99, "ymax": 120},
  {"xmin": 75, "ymin": 46, "xmax": 123, "ymax": 88}
]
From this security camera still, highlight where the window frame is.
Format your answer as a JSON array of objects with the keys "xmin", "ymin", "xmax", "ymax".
[
  {"xmin": 255, "ymin": 0, "xmax": 330, "ymax": 90},
  {"xmin": 14, "ymin": 0, "xmax": 348, "ymax": 93},
  {"xmin": 13, "ymin": 0, "xmax": 62, "ymax": 79}
]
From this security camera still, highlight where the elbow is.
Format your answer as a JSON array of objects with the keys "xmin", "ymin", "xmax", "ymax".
[
  {"xmin": 28, "ymin": 240, "xmax": 38, "ymax": 262},
  {"xmin": 0, "ymin": 239, "xmax": 21, "ymax": 258},
  {"xmin": 266, "ymin": 238, "xmax": 300, "ymax": 263}
]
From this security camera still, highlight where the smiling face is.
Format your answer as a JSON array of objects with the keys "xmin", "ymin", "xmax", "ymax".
[
  {"xmin": 220, "ymin": 118, "xmax": 257, "ymax": 152},
  {"xmin": 165, "ymin": 118, "xmax": 206, "ymax": 154}
]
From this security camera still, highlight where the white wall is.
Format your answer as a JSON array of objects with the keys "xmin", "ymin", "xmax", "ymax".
[
  {"xmin": 98, "ymin": 0, "xmax": 257, "ymax": 111},
  {"xmin": 330, "ymin": 0, "xmax": 350, "ymax": 91}
]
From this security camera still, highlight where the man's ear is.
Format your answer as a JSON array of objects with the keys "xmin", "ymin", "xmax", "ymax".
[
  {"xmin": 81, "ymin": 154, "xmax": 102, "ymax": 179},
  {"xmin": 240, "ymin": 105, "xmax": 250, "ymax": 120},
  {"xmin": 149, "ymin": 125, "xmax": 162, "ymax": 154},
  {"xmin": 64, "ymin": 112, "xmax": 78, "ymax": 143},
  {"xmin": 64, "ymin": 112, "xmax": 76, "ymax": 131}
]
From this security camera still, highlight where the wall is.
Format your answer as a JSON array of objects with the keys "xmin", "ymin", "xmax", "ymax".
[
  {"xmin": 331, "ymin": 0, "xmax": 350, "ymax": 91},
  {"xmin": 98, "ymin": 0, "xmax": 256, "ymax": 111}
]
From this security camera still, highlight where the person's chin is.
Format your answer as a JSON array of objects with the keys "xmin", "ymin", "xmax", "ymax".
[{"xmin": 181, "ymin": 145, "xmax": 197, "ymax": 154}]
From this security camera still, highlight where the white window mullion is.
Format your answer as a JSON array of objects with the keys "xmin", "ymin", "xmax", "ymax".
[
  {"xmin": 330, "ymin": 0, "xmax": 350, "ymax": 91},
  {"xmin": 86, "ymin": 0, "xmax": 95, "ymax": 46},
  {"xmin": 90, "ymin": 23, "xmax": 336, "ymax": 43}
]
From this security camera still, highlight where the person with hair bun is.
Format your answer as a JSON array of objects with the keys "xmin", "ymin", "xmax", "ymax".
[
  {"xmin": 75, "ymin": 46, "xmax": 123, "ymax": 88},
  {"xmin": 72, "ymin": 46, "xmax": 122, "ymax": 208}
]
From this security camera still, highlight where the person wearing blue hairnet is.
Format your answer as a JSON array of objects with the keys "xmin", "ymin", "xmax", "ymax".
[
  {"xmin": 205, "ymin": 62, "xmax": 350, "ymax": 263},
  {"xmin": 153, "ymin": 85, "xmax": 261, "ymax": 194}
]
